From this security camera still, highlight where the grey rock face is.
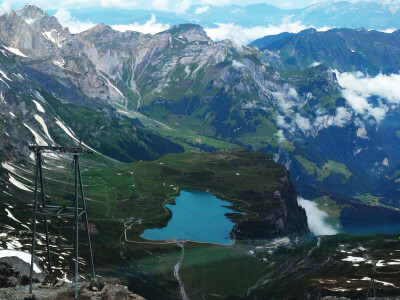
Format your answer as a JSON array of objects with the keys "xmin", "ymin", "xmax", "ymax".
[
  {"xmin": 0, "ymin": 5, "xmax": 125, "ymax": 107},
  {"xmin": 16, "ymin": 4, "xmax": 65, "ymax": 36},
  {"xmin": 0, "ymin": 4, "xmax": 314, "ymax": 121},
  {"xmin": 0, "ymin": 256, "xmax": 45, "ymax": 285}
]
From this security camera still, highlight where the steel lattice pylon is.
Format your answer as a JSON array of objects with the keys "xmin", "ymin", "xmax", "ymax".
[{"xmin": 28, "ymin": 145, "xmax": 96, "ymax": 300}]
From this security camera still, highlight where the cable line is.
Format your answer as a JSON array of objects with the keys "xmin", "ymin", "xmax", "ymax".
[
  {"xmin": 167, "ymin": 220, "xmax": 203, "ymax": 241},
  {"xmin": 173, "ymin": 202, "xmax": 232, "ymax": 234}
]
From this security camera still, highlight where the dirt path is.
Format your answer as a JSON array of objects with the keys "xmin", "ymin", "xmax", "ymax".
[{"xmin": 174, "ymin": 241, "xmax": 188, "ymax": 300}]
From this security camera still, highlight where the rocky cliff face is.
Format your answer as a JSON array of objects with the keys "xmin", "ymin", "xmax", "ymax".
[
  {"xmin": 71, "ymin": 19, "xmax": 343, "ymax": 142},
  {"xmin": 0, "ymin": 5, "xmax": 341, "ymax": 139},
  {"xmin": 0, "ymin": 28, "xmax": 185, "ymax": 204},
  {"xmin": 0, "ymin": 6, "xmax": 127, "ymax": 108},
  {"xmin": 73, "ymin": 21, "xmax": 289, "ymax": 112}
]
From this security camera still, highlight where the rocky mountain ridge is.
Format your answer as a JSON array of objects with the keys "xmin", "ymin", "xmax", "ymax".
[
  {"xmin": 2, "ymin": 5, "xmax": 400, "ymax": 232},
  {"xmin": 250, "ymin": 27, "xmax": 400, "ymax": 75},
  {"xmin": 0, "ymin": 6, "xmax": 126, "ymax": 108}
]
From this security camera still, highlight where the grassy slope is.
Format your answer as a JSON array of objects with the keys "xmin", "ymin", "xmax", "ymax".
[
  {"xmin": 82, "ymin": 148, "xmax": 309, "ymax": 240},
  {"xmin": 0, "ymin": 148, "xmax": 306, "ymax": 299},
  {"xmin": 2, "ymin": 149, "xmax": 400, "ymax": 299},
  {"xmin": 295, "ymin": 155, "xmax": 352, "ymax": 183}
]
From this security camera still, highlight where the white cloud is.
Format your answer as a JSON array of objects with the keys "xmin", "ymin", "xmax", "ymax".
[
  {"xmin": 297, "ymin": 196, "xmax": 338, "ymax": 236},
  {"xmin": 338, "ymin": 72, "xmax": 400, "ymax": 104},
  {"xmin": 174, "ymin": 0, "xmax": 191, "ymax": 14},
  {"xmin": 201, "ymin": 0, "xmax": 231, "ymax": 6},
  {"xmin": 276, "ymin": 129, "xmax": 286, "ymax": 143},
  {"xmin": 288, "ymin": 87, "xmax": 298, "ymax": 99},
  {"xmin": 295, "ymin": 114, "xmax": 312, "ymax": 131},
  {"xmin": 99, "ymin": 0, "xmax": 137, "ymax": 8},
  {"xmin": 369, "ymin": 106, "xmax": 387, "ymax": 122},
  {"xmin": 333, "ymin": 107, "xmax": 352, "ymax": 126},
  {"xmin": 336, "ymin": 71, "xmax": 400, "ymax": 122},
  {"xmin": 111, "ymin": 14, "xmax": 170, "ymax": 35},
  {"xmin": 273, "ymin": 91, "xmax": 293, "ymax": 113},
  {"xmin": 194, "ymin": 5, "xmax": 209, "ymax": 14},
  {"xmin": 378, "ymin": 28, "xmax": 398, "ymax": 33},
  {"xmin": 276, "ymin": 115, "xmax": 291, "ymax": 129},
  {"xmin": 54, "ymin": 9, "xmax": 170, "ymax": 35},
  {"xmin": 231, "ymin": 60, "xmax": 245, "ymax": 68},
  {"xmin": 231, "ymin": 8, "xmax": 243, "ymax": 14},
  {"xmin": 27, "ymin": 0, "xmax": 137, "ymax": 10},
  {"xmin": 54, "ymin": 8, "xmax": 95, "ymax": 33},
  {"xmin": 273, "ymin": 87, "xmax": 298, "ymax": 114},
  {"xmin": 341, "ymin": 89, "xmax": 370, "ymax": 114},
  {"xmin": 152, "ymin": 0, "xmax": 169, "ymax": 11},
  {"xmin": 0, "ymin": 0, "xmax": 11, "ymax": 15},
  {"xmin": 279, "ymin": 2, "xmax": 295, "ymax": 9},
  {"xmin": 205, "ymin": 16, "xmax": 328, "ymax": 45}
]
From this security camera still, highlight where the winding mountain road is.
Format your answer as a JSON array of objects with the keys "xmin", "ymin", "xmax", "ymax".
[{"xmin": 174, "ymin": 241, "xmax": 188, "ymax": 300}]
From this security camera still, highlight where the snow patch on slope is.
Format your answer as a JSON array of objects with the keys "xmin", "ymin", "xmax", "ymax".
[
  {"xmin": 44, "ymin": 30, "xmax": 56, "ymax": 43},
  {"xmin": 100, "ymin": 75, "xmax": 126, "ymax": 99},
  {"xmin": 0, "ymin": 91, "xmax": 5, "ymax": 104},
  {"xmin": 1, "ymin": 162, "xmax": 16, "ymax": 173},
  {"xmin": 2, "ymin": 162, "xmax": 32, "ymax": 184},
  {"xmin": 24, "ymin": 18, "xmax": 36, "ymax": 25},
  {"xmin": 53, "ymin": 59, "xmax": 74, "ymax": 72},
  {"xmin": 55, "ymin": 119, "xmax": 79, "ymax": 143},
  {"xmin": 23, "ymin": 123, "xmax": 48, "ymax": 146},
  {"xmin": 5, "ymin": 208, "xmax": 23, "ymax": 225},
  {"xmin": 0, "ymin": 69, "xmax": 11, "ymax": 81},
  {"xmin": 3, "ymin": 46, "xmax": 28, "ymax": 58},
  {"xmin": 0, "ymin": 76, "xmax": 10, "ymax": 89},
  {"xmin": 55, "ymin": 119, "xmax": 101, "ymax": 154},
  {"xmin": 32, "ymin": 100, "xmax": 45, "ymax": 113},
  {"xmin": 34, "ymin": 91, "xmax": 45, "ymax": 102},
  {"xmin": 34, "ymin": 114, "xmax": 53, "ymax": 143},
  {"xmin": 8, "ymin": 174, "xmax": 32, "ymax": 192},
  {"xmin": 0, "ymin": 250, "xmax": 41, "ymax": 273}
]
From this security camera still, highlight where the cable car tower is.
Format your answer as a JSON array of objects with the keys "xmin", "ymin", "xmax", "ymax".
[{"xmin": 28, "ymin": 145, "xmax": 96, "ymax": 299}]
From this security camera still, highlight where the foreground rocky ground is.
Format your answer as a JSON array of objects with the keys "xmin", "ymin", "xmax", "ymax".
[
  {"xmin": 322, "ymin": 296, "xmax": 400, "ymax": 300},
  {"xmin": 0, "ymin": 253, "xmax": 144, "ymax": 300},
  {"xmin": 0, "ymin": 280, "xmax": 145, "ymax": 300}
]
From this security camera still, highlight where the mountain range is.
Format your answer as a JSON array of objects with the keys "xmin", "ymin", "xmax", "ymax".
[
  {"xmin": 250, "ymin": 27, "xmax": 400, "ymax": 75},
  {"xmin": 2, "ymin": 4, "xmax": 400, "ymax": 299},
  {"xmin": 1, "ymin": 4, "xmax": 400, "ymax": 236},
  {"xmin": 49, "ymin": 1, "xmax": 400, "ymax": 35}
]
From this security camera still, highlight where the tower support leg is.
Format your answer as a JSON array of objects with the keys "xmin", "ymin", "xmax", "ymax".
[
  {"xmin": 74, "ymin": 155, "xmax": 79, "ymax": 299},
  {"xmin": 78, "ymin": 162, "xmax": 96, "ymax": 278},
  {"xmin": 38, "ymin": 154, "xmax": 52, "ymax": 273},
  {"xmin": 29, "ymin": 151, "xmax": 40, "ymax": 294},
  {"xmin": 28, "ymin": 148, "xmax": 95, "ymax": 299}
]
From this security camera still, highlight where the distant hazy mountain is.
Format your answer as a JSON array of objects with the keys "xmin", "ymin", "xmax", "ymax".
[
  {"xmin": 295, "ymin": 1, "xmax": 400, "ymax": 29},
  {"xmin": 249, "ymin": 32, "xmax": 296, "ymax": 49},
  {"xmin": 52, "ymin": 1, "xmax": 400, "ymax": 34},
  {"xmin": 250, "ymin": 28, "xmax": 400, "ymax": 75}
]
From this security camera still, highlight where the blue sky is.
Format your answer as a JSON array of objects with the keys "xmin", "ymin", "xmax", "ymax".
[{"xmin": 1, "ymin": 0, "xmax": 366, "ymax": 11}]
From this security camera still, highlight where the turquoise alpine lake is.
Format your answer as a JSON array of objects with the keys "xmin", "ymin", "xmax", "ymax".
[{"xmin": 140, "ymin": 190, "xmax": 237, "ymax": 245}]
